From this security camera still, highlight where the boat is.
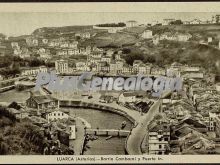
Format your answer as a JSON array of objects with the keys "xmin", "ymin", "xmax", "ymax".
[
  {"xmin": 105, "ymin": 135, "xmax": 113, "ymax": 140},
  {"xmin": 121, "ymin": 121, "xmax": 127, "ymax": 129}
]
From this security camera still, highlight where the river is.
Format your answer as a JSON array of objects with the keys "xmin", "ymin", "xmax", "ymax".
[{"xmin": 62, "ymin": 107, "xmax": 132, "ymax": 155}]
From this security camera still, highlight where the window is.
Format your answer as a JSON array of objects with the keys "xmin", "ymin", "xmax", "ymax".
[
  {"xmin": 54, "ymin": 113, "xmax": 56, "ymax": 116},
  {"xmin": 159, "ymin": 145, "xmax": 162, "ymax": 149},
  {"xmin": 58, "ymin": 113, "xmax": 60, "ymax": 116},
  {"xmin": 164, "ymin": 137, "xmax": 169, "ymax": 141},
  {"xmin": 62, "ymin": 113, "xmax": 64, "ymax": 116}
]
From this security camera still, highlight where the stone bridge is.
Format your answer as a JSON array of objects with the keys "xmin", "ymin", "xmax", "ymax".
[{"xmin": 85, "ymin": 128, "xmax": 130, "ymax": 137}]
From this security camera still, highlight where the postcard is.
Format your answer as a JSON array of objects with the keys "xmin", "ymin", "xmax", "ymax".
[{"xmin": 0, "ymin": 2, "xmax": 220, "ymax": 164}]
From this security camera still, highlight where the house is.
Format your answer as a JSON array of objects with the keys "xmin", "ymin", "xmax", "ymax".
[
  {"xmin": 46, "ymin": 110, "xmax": 69, "ymax": 122},
  {"xmin": 57, "ymin": 49, "xmax": 68, "ymax": 56},
  {"xmin": 26, "ymin": 36, "xmax": 38, "ymax": 46},
  {"xmin": 106, "ymin": 49, "xmax": 114, "ymax": 57},
  {"xmin": 101, "ymin": 56, "xmax": 111, "ymax": 64},
  {"xmin": 152, "ymin": 35, "xmax": 160, "ymax": 45},
  {"xmin": 38, "ymin": 48, "xmax": 51, "ymax": 59},
  {"xmin": 69, "ymin": 124, "xmax": 76, "ymax": 140},
  {"xmin": 79, "ymin": 47, "xmax": 89, "ymax": 55},
  {"xmin": 141, "ymin": 30, "xmax": 153, "ymax": 39},
  {"xmin": 133, "ymin": 60, "xmax": 143, "ymax": 74},
  {"xmin": 151, "ymin": 20, "xmax": 160, "ymax": 26},
  {"xmin": 181, "ymin": 71, "xmax": 204, "ymax": 79},
  {"xmin": 190, "ymin": 19, "xmax": 202, "ymax": 24},
  {"xmin": 166, "ymin": 62, "xmax": 183, "ymax": 77},
  {"xmin": 121, "ymin": 64, "xmax": 132, "ymax": 75},
  {"xmin": 108, "ymin": 27, "xmax": 118, "ymax": 33},
  {"xmin": 55, "ymin": 59, "xmax": 69, "ymax": 74},
  {"xmin": 69, "ymin": 41, "xmax": 78, "ymax": 49},
  {"xmin": 109, "ymin": 62, "xmax": 117, "ymax": 74},
  {"xmin": 216, "ymin": 83, "xmax": 220, "ymax": 92},
  {"xmin": 118, "ymin": 92, "xmax": 136, "ymax": 103},
  {"xmin": 183, "ymin": 21, "xmax": 191, "ymax": 25},
  {"xmin": 7, "ymin": 108, "xmax": 29, "ymax": 119},
  {"xmin": 21, "ymin": 66, "xmax": 48, "ymax": 76},
  {"xmin": 90, "ymin": 56, "xmax": 102, "ymax": 64},
  {"xmin": 178, "ymin": 117, "xmax": 207, "ymax": 133},
  {"xmin": 148, "ymin": 122, "xmax": 170, "ymax": 155},
  {"xmin": 75, "ymin": 61, "xmax": 87, "ymax": 71},
  {"xmin": 42, "ymin": 38, "xmax": 49, "ymax": 44},
  {"xmin": 176, "ymin": 33, "xmax": 192, "ymax": 42},
  {"xmin": 20, "ymin": 47, "xmax": 31, "ymax": 58},
  {"xmin": 99, "ymin": 95, "xmax": 114, "ymax": 103},
  {"xmin": 11, "ymin": 42, "xmax": 19, "ymax": 49},
  {"xmin": 115, "ymin": 54, "xmax": 121, "ymax": 60},
  {"xmin": 68, "ymin": 48, "xmax": 80, "ymax": 56},
  {"xmin": 208, "ymin": 37, "xmax": 213, "ymax": 43},
  {"xmin": 13, "ymin": 48, "xmax": 22, "ymax": 56},
  {"xmin": 26, "ymin": 93, "xmax": 59, "ymax": 110},
  {"xmin": 126, "ymin": 20, "xmax": 138, "ymax": 27},
  {"xmin": 48, "ymin": 39, "xmax": 60, "ymax": 47},
  {"xmin": 94, "ymin": 61, "xmax": 108, "ymax": 73},
  {"xmin": 162, "ymin": 19, "xmax": 175, "ymax": 25},
  {"xmin": 91, "ymin": 52, "xmax": 102, "ymax": 58},
  {"xmin": 60, "ymin": 42, "xmax": 69, "ymax": 48},
  {"xmin": 75, "ymin": 32, "xmax": 90, "ymax": 39},
  {"xmin": 151, "ymin": 67, "xmax": 166, "ymax": 76},
  {"xmin": 160, "ymin": 32, "xmax": 192, "ymax": 42},
  {"xmin": 138, "ymin": 63, "xmax": 147, "ymax": 74},
  {"xmin": 0, "ymin": 74, "xmax": 3, "ymax": 81},
  {"xmin": 115, "ymin": 60, "xmax": 124, "ymax": 73}
]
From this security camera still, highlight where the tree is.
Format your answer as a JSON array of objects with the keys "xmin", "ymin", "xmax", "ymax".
[
  {"xmin": 122, "ymin": 48, "xmax": 131, "ymax": 54},
  {"xmin": 124, "ymin": 53, "xmax": 144, "ymax": 65},
  {"xmin": 29, "ymin": 58, "xmax": 45, "ymax": 67},
  {"xmin": 170, "ymin": 20, "xmax": 183, "ymax": 25},
  {"xmin": 8, "ymin": 102, "xmax": 21, "ymax": 110}
]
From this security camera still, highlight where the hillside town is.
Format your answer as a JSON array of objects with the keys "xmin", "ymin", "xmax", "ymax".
[{"xmin": 0, "ymin": 13, "xmax": 220, "ymax": 156}]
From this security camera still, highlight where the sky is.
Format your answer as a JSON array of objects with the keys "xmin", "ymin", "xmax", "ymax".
[{"xmin": 0, "ymin": 12, "xmax": 219, "ymax": 37}]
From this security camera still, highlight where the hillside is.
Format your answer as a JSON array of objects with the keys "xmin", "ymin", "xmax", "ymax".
[
  {"xmin": 0, "ymin": 106, "xmax": 73, "ymax": 155},
  {"xmin": 123, "ymin": 40, "xmax": 220, "ymax": 74},
  {"xmin": 32, "ymin": 25, "xmax": 96, "ymax": 37},
  {"xmin": 81, "ymin": 31, "xmax": 140, "ymax": 47},
  {"xmin": 151, "ymin": 24, "xmax": 220, "ymax": 39}
]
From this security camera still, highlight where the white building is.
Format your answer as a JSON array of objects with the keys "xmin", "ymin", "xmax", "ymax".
[
  {"xmin": 162, "ymin": 19, "xmax": 175, "ymax": 25},
  {"xmin": 75, "ymin": 32, "xmax": 90, "ymax": 39},
  {"xmin": 69, "ymin": 41, "xmax": 78, "ymax": 49},
  {"xmin": 126, "ymin": 20, "xmax": 138, "ymax": 27},
  {"xmin": 55, "ymin": 59, "xmax": 69, "ymax": 74},
  {"xmin": 69, "ymin": 125, "xmax": 76, "ymax": 140},
  {"xmin": 148, "ymin": 123, "xmax": 170, "ymax": 155},
  {"xmin": 118, "ymin": 92, "xmax": 136, "ymax": 104},
  {"xmin": 108, "ymin": 27, "xmax": 118, "ymax": 33},
  {"xmin": 21, "ymin": 66, "xmax": 48, "ymax": 76},
  {"xmin": 216, "ymin": 83, "xmax": 220, "ymax": 92},
  {"xmin": 142, "ymin": 30, "xmax": 153, "ymax": 39},
  {"xmin": 208, "ymin": 37, "xmax": 213, "ymax": 43},
  {"xmin": 42, "ymin": 38, "xmax": 48, "ymax": 44},
  {"xmin": 190, "ymin": 19, "xmax": 202, "ymax": 24},
  {"xmin": 0, "ymin": 74, "xmax": 3, "ymax": 81},
  {"xmin": 46, "ymin": 110, "xmax": 69, "ymax": 122},
  {"xmin": 11, "ymin": 42, "xmax": 19, "ymax": 49},
  {"xmin": 75, "ymin": 61, "xmax": 87, "ymax": 71}
]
